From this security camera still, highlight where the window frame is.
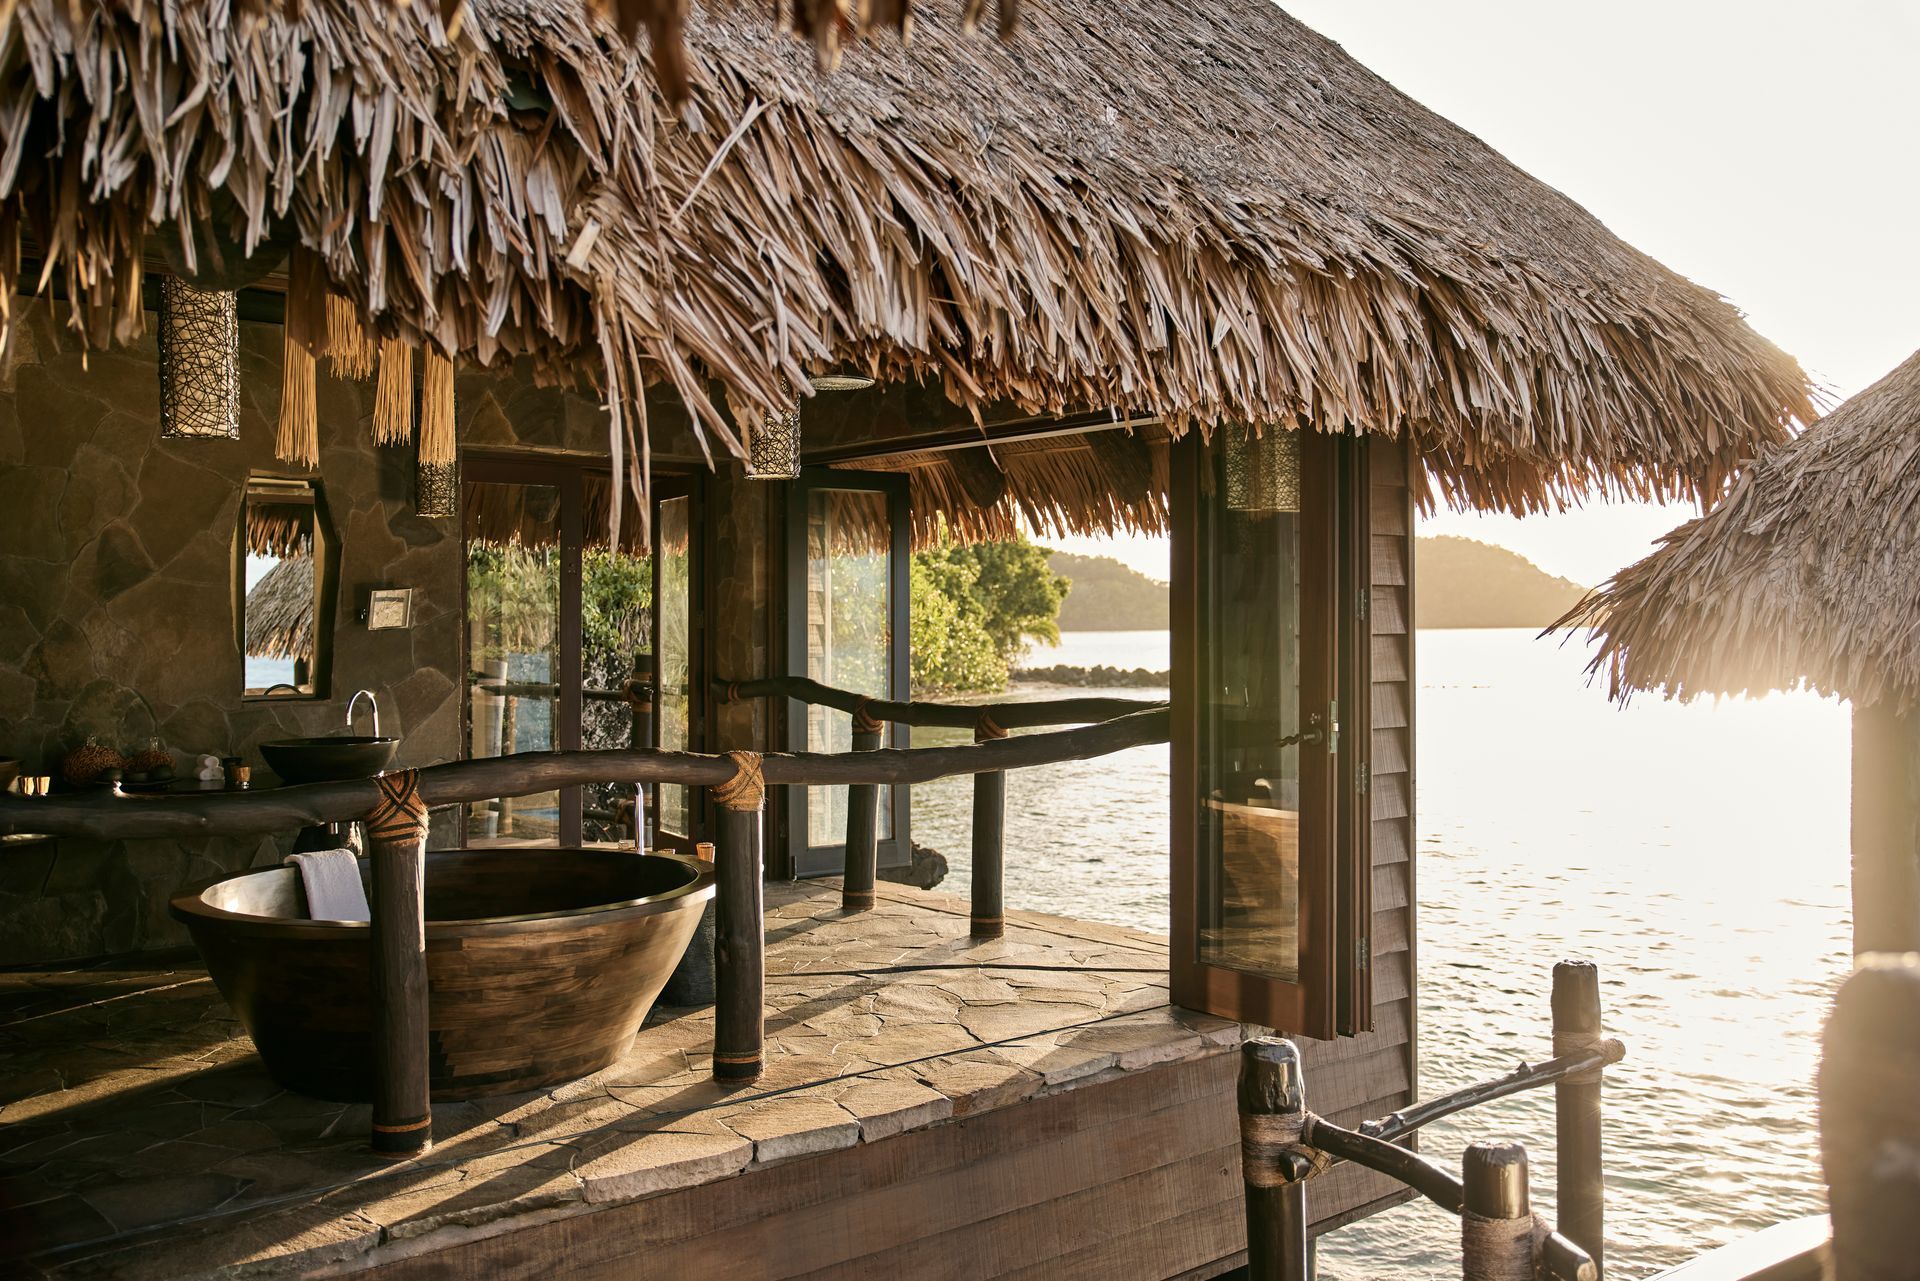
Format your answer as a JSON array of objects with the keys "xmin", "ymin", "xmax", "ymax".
[
  {"xmin": 1169, "ymin": 432, "xmax": 1371, "ymax": 1039},
  {"xmin": 649, "ymin": 473, "xmax": 705, "ymax": 854},
  {"xmin": 782, "ymin": 466, "xmax": 913, "ymax": 879}
]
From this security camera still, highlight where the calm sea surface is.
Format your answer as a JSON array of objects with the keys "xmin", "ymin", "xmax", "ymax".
[{"xmin": 912, "ymin": 627, "xmax": 1850, "ymax": 1279}]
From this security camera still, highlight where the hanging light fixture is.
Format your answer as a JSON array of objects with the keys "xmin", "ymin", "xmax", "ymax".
[
  {"xmin": 1223, "ymin": 424, "xmax": 1303, "ymax": 513},
  {"xmin": 156, "ymin": 279, "xmax": 240, "ymax": 441},
  {"xmin": 742, "ymin": 371, "xmax": 876, "ymax": 480}
]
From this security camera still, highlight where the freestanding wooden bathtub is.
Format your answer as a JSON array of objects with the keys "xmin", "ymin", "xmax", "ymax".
[{"xmin": 170, "ymin": 848, "xmax": 714, "ymax": 1101}]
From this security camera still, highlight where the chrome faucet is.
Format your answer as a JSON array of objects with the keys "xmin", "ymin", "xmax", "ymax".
[{"xmin": 347, "ymin": 689, "xmax": 382, "ymax": 739}]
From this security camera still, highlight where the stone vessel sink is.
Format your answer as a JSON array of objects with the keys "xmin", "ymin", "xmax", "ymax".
[{"xmin": 258, "ymin": 736, "xmax": 399, "ymax": 784}]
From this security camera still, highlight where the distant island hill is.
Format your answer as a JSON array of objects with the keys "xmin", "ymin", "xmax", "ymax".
[{"xmin": 1047, "ymin": 537, "xmax": 1590, "ymax": 631}]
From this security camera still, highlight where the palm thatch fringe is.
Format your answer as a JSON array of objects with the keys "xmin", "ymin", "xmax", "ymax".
[
  {"xmin": 4, "ymin": 0, "xmax": 1809, "ymax": 530},
  {"xmin": 373, "ymin": 340, "xmax": 417, "ymax": 446},
  {"xmin": 276, "ymin": 335, "xmax": 319, "ymax": 467},
  {"xmin": 245, "ymin": 504, "xmax": 316, "ymax": 559},
  {"xmin": 1560, "ymin": 351, "xmax": 1920, "ymax": 711},
  {"xmin": 325, "ymin": 294, "xmax": 376, "ymax": 380},
  {"xmin": 420, "ymin": 350, "xmax": 457, "ymax": 466}
]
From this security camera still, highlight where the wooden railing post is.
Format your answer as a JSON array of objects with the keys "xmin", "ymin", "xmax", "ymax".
[
  {"xmin": 711, "ymin": 752, "xmax": 766, "ymax": 1083},
  {"xmin": 1820, "ymin": 954, "xmax": 1920, "ymax": 1281},
  {"xmin": 972, "ymin": 712, "xmax": 1009, "ymax": 939},
  {"xmin": 1551, "ymin": 959, "xmax": 1605, "ymax": 1274},
  {"xmin": 1461, "ymin": 1141, "xmax": 1533, "ymax": 1281},
  {"xmin": 842, "ymin": 699, "xmax": 884, "ymax": 912},
  {"xmin": 1239, "ymin": 1037, "xmax": 1311, "ymax": 1281},
  {"xmin": 365, "ymin": 771, "xmax": 432, "ymax": 1158}
]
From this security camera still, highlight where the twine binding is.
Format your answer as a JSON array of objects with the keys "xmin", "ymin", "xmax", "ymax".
[
  {"xmin": 366, "ymin": 769, "xmax": 428, "ymax": 842},
  {"xmin": 712, "ymin": 750, "xmax": 766, "ymax": 812},
  {"xmin": 851, "ymin": 696, "xmax": 886, "ymax": 736},
  {"xmin": 976, "ymin": 710, "xmax": 1009, "ymax": 742}
]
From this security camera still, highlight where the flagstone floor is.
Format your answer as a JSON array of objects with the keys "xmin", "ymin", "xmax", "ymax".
[{"xmin": 0, "ymin": 881, "xmax": 1243, "ymax": 1280}]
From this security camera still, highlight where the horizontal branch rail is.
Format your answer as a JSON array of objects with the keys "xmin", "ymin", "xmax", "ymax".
[
  {"xmin": 717, "ymin": 674, "xmax": 1164, "ymax": 730},
  {"xmin": 0, "ymin": 709, "xmax": 1170, "ymax": 841},
  {"xmin": 1359, "ymin": 1040, "xmax": 1627, "ymax": 1143},
  {"xmin": 1306, "ymin": 1119, "xmax": 1598, "ymax": 1281}
]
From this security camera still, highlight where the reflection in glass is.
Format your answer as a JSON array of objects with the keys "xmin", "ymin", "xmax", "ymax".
[
  {"xmin": 1198, "ymin": 468, "xmax": 1302, "ymax": 982},
  {"xmin": 241, "ymin": 479, "xmax": 324, "ymax": 697},
  {"xmin": 580, "ymin": 525, "xmax": 653, "ymax": 847},
  {"xmin": 466, "ymin": 482, "xmax": 562, "ymax": 845},
  {"xmin": 805, "ymin": 489, "xmax": 893, "ymax": 847},
  {"xmin": 656, "ymin": 496, "xmax": 693, "ymax": 840}
]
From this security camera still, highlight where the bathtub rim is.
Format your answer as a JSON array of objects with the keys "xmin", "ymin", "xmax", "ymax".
[{"xmin": 168, "ymin": 847, "xmax": 716, "ymax": 941}]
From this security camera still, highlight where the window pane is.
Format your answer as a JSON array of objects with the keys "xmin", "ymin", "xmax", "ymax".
[
  {"xmin": 657, "ymin": 495, "xmax": 693, "ymax": 839},
  {"xmin": 805, "ymin": 488, "xmax": 893, "ymax": 847},
  {"xmin": 1198, "ymin": 452, "xmax": 1303, "ymax": 983},
  {"xmin": 581, "ymin": 527, "xmax": 653, "ymax": 846},
  {"xmin": 466, "ymin": 482, "xmax": 562, "ymax": 845}
]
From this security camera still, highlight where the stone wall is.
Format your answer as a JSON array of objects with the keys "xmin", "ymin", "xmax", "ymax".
[{"xmin": 0, "ymin": 300, "xmax": 613, "ymax": 962}]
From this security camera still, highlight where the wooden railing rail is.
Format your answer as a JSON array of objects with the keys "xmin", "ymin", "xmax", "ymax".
[
  {"xmin": 719, "ymin": 674, "xmax": 1166, "ymax": 926},
  {"xmin": 0, "ymin": 711, "xmax": 1168, "ymax": 1154},
  {"xmin": 1239, "ymin": 960, "xmax": 1622, "ymax": 1281}
]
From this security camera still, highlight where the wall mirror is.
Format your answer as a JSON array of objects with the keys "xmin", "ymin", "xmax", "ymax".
[{"xmin": 237, "ymin": 476, "xmax": 338, "ymax": 699}]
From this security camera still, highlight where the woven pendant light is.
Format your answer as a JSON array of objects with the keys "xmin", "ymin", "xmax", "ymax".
[
  {"xmin": 156, "ymin": 279, "xmax": 240, "ymax": 441},
  {"xmin": 746, "ymin": 380, "xmax": 803, "ymax": 479},
  {"xmin": 1223, "ymin": 424, "xmax": 1302, "ymax": 513},
  {"xmin": 415, "ymin": 348, "xmax": 457, "ymax": 516}
]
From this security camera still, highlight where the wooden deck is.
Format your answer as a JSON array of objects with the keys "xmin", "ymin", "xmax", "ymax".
[{"xmin": 1, "ymin": 881, "xmax": 1399, "ymax": 1280}]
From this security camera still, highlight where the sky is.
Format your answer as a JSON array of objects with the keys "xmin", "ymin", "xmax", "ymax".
[{"xmin": 1046, "ymin": 0, "xmax": 1920, "ymax": 588}]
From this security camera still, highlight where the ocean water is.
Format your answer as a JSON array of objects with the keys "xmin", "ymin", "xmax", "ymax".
[{"xmin": 914, "ymin": 628, "xmax": 1850, "ymax": 1279}]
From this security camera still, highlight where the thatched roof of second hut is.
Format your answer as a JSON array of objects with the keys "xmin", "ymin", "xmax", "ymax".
[
  {"xmin": 6, "ymin": 0, "xmax": 1811, "ymax": 518},
  {"xmin": 1562, "ymin": 351, "xmax": 1920, "ymax": 710}
]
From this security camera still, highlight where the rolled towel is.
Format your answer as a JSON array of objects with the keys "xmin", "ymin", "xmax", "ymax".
[{"xmin": 284, "ymin": 848, "xmax": 371, "ymax": 923}]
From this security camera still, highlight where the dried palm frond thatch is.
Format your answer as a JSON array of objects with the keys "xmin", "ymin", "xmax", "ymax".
[
  {"xmin": 1560, "ymin": 351, "xmax": 1920, "ymax": 710},
  {"xmin": 3, "ymin": 0, "xmax": 1809, "ymax": 535},
  {"xmin": 244, "ymin": 554, "xmax": 316, "ymax": 661}
]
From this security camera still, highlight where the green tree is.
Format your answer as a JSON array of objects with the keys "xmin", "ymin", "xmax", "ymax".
[
  {"xmin": 910, "ymin": 555, "xmax": 1006, "ymax": 693},
  {"xmin": 918, "ymin": 534, "xmax": 1069, "ymax": 664}
]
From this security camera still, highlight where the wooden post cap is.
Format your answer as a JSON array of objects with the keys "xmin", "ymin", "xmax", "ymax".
[{"xmin": 1462, "ymin": 1140, "xmax": 1531, "ymax": 1219}]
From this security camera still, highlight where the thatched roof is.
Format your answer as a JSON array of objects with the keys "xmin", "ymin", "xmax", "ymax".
[
  {"xmin": 1561, "ymin": 351, "xmax": 1920, "ymax": 710},
  {"xmin": 7, "ymin": 0, "xmax": 1810, "ymax": 526},
  {"xmin": 245, "ymin": 554, "xmax": 315, "ymax": 661}
]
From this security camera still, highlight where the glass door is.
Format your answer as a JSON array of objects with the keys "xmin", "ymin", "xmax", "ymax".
[
  {"xmin": 652, "ymin": 480, "xmax": 700, "ymax": 850},
  {"xmin": 785, "ymin": 469, "xmax": 911, "ymax": 877},
  {"xmin": 463, "ymin": 457, "xmax": 685, "ymax": 850},
  {"xmin": 1172, "ymin": 430, "xmax": 1367, "ymax": 1038}
]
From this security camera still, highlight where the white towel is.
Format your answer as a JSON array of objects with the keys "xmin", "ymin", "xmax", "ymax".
[{"xmin": 284, "ymin": 849, "xmax": 371, "ymax": 922}]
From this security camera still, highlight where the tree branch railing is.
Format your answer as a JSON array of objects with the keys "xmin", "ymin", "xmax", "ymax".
[
  {"xmin": 0, "ymin": 709, "xmax": 1169, "ymax": 1156},
  {"xmin": 718, "ymin": 675, "xmax": 1167, "ymax": 928},
  {"xmin": 1240, "ymin": 961, "xmax": 1623, "ymax": 1281}
]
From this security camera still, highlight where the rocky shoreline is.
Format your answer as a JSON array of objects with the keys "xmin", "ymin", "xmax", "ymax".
[{"xmin": 1010, "ymin": 663, "xmax": 1171, "ymax": 688}]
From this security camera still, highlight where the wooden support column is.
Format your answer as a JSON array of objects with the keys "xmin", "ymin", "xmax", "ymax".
[
  {"xmin": 971, "ymin": 711, "xmax": 1009, "ymax": 939},
  {"xmin": 365, "ymin": 771, "xmax": 432, "ymax": 1158},
  {"xmin": 1849, "ymin": 701, "xmax": 1920, "ymax": 955},
  {"xmin": 1461, "ymin": 1141, "xmax": 1533, "ymax": 1281},
  {"xmin": 712, "ymin": 751, "xmax": 766, "ymax": 1083},
  {"xmin": 842, "ymin": 698, "xmax": 884, "ymax": 911},
  {"xmin": 1821, "ymin": 955, "xmax": 1920, "ymax": 1281},
  {"xmin": 623, "ymin": 659, "xmax": 654, "ymax": 850},
  {"xmin": 1238, "ymin": 1036, "xmax": 1311, "ymax": 1281},
  {"xmin": 1552, "ymin": 959, "xmax": 1606, "ymax": 1275}
]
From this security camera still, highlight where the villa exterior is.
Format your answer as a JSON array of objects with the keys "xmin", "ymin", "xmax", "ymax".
[{"xmin": 0, "ymin": 0, "xmax": 1813, "ymax": 1276}]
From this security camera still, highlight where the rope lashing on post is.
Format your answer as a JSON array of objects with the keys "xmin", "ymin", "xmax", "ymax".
[
  {"xmin": 976, "ymin": 710, "xmax": 1010, "ymax": 743},
  {"xmin": 1239, "ymin": 1111, "xmax": 1334, "ymax": 1189},
  {"xmin": 851, "ymin": 696, "xmax": 886, "ymax": 736},
  {"xmin": 722, "ymin": 681, "xmax": 742, "ymax": 704},
  {"xmin": 1461, "ymin": 1212, "xmax": 1553, "ymax": 1281},
  {"xmin": 619, "ymin": 677, "xmax": 653, "ymax": 714},
  {"xmin": 711, "ymin": 751, "xmax": 765, "ymax": 812},
  {"xmin": 366, "ymin": 769, "xmax": 428, "ymax": 841},
  {"xmin": 1552, "ymin": 1032, "xmax": 1625, "ymax": 1086}
]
